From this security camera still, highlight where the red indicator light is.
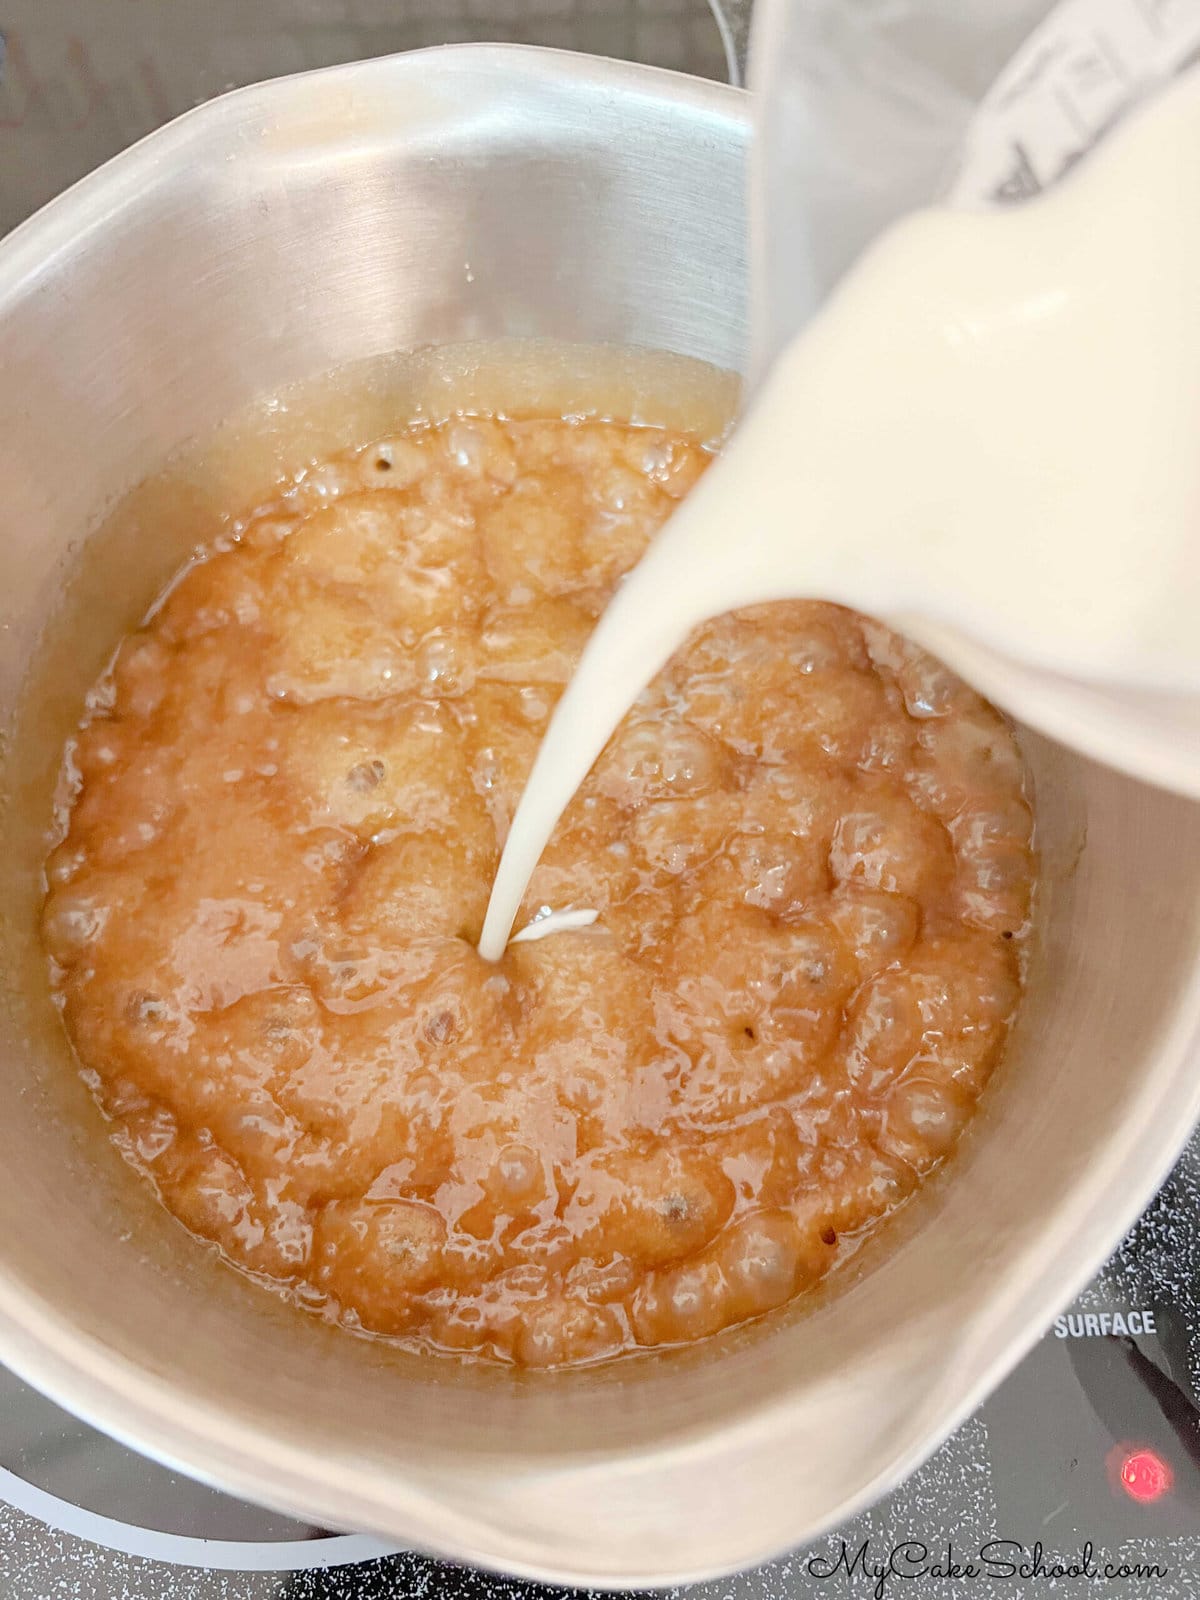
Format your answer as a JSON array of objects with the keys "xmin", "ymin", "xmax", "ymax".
[{"xmin": 1120, "ymin": 1448, "xmax": 1173, "ymax": 1504}]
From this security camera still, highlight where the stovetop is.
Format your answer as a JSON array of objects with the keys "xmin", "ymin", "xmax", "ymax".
[
  {"xmin": 4, "ymin": 2, "xmax": 1200, "ymax": 1595},
  {"xmin": 3, "ymin": 1126, "xmax": 1199, "ymax": 1599}
]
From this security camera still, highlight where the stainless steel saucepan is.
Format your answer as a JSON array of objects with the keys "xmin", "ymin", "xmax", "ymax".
[{"xmin": 2, "ymin": 44, "xmax": 1200, "ymax": 1588}]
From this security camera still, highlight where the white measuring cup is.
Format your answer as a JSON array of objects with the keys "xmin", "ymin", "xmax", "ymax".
[
  {"xmin": 479, "ymin": 0, "xmax": 1200, "ymax": 958},
  {"xmin": 746, "ymin": 0, "xmax": 1200, "ymax": 789},
  {"xmin": 749, "ymin": 0, "xmax": 1200, "ymax": 383}
]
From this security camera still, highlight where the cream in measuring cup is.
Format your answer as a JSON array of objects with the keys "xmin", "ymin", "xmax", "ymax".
[{"xmin": 480, "ymin": 66, "xmax": 1200, "ymax": 958}]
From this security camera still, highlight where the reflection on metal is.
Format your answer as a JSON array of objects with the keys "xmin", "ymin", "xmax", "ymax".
[
  {"xmin": 0, "ymin": 0, "xmax": 734, "ymax": 235},
  {"xmin": 0, "ymin": 1363, "xmax": 396, "ymax": 1570},
  {"xmin": 0, "ymin": 1465, "xmax": 396, "ymax": 1573}
]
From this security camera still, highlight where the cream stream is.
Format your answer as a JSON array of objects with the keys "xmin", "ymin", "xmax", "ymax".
[{"xmin": 479, "ymin": 69, "xmax": 1200, "ymax": 960}]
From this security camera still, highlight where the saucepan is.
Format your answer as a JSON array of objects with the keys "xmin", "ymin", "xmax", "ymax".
[{"xmin": 1, "ymin": 44, "xmax": 1200, "ymax": 1587}]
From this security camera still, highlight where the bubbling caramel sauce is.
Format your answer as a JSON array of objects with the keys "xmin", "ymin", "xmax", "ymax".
[{"xmin": 42, "ymin": 409, "xmax": 1034, "ymax": 1367}]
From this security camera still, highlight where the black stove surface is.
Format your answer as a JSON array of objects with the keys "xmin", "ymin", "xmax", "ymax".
[{"xmin": 3, "ymin": 1129, "xmax": 1199, "ymax": 1599}]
